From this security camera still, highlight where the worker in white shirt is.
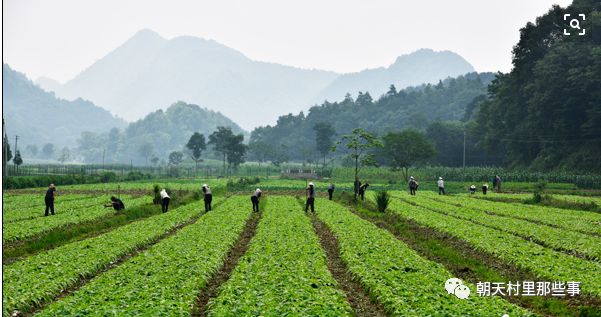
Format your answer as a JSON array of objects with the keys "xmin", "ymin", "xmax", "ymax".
[
  {"xmin": 251, "ymin": 188, "xmax": 262, "ymax": 212},
  {"xmin": 160, "ymin": 189, "xmax": 170, "ymax": 213},
  {"xmin": 202, "ymin": 184, "xmax": 212, "ymax": 212},
  {"xmin": 437, "ymin": 177, "xmax": 445, "ymax": 195}
]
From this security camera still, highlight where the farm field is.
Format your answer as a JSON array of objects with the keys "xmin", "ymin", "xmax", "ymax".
[{"xmin": 2, "ymin": 180, "xmax": 601, "ymax": 316}]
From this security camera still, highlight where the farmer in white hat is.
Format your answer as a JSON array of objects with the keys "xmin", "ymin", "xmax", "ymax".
[
  {"xmin": 408, "ymin": 176, "xmax": 418, "ymax": 196},
  {"xmin": 437, "ymin": 177, "xmax": 445, "ymax": 195},
  {"xmin": 202, "ymin": 184, "xmax": 212, "ymax": 212},
  {"xmin": 251, "ymin": 188, "xmax": 262, "ymax": 212},
  {"xmin": 305, "ymin": 182, "xmax": 315, "ymax": 213}
]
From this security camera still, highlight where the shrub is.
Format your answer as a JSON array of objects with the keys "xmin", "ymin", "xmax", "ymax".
[{"xmin": 375, "ymin": 190, "xmax": 390, "ymax": 212}]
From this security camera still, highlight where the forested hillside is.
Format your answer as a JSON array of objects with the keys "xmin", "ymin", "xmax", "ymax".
[
  {"xmin": 472, "ymin": 0, "xmax": 601, "ymax": 172},
  {"xmin": 77, "ymin": 101, "xmax": 245, "ymax": 164},
  {"xmin": 2, "ymin": 64, "xmax": 125, "ymax": 149},
  {"xmin": 249, "ymin": 72, "xmax": 494, "ymax": 163}
]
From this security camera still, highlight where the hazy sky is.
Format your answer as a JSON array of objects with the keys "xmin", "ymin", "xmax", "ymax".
[{"xmin": 4, "ymin": 0, "xmax": 572, "ymax": 83}]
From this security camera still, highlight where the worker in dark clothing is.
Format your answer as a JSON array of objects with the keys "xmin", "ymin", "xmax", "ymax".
[
  {"xmin": 202, "ymin": 184, "xmax": 212, "ymax": 212},
  {"xmin": 44, "ymin": 184, "xmax": 56, "ymax": 216},
  {"xmin": 306, "ymin": 182, "xmax": 315, "ymax": 213},
  {"xmin": 327, "ymin": 183, "xmax": 335, "ymax": 200},
  {"xmin": 469, "ymin": 185, "xmax": 477, "ymax": 195},
  {"xmin": 408, "ymin": 176, "xmax": 418, "ymax": 195},
  {"xmin": 482, "ymin": 183, "xmax": 489, "ymax": 195},
  {"xmin": 105, "ymin": 196, "xmax": 125, "ymax": 211},
  {"xmin": 251, "ymin": 188, "xmax": 262, "ymax": 212},
  {"xmin": 358, "ymin": 183, "xmax": 369, "ymax": 201},
  {"xmin": 160, "ymin": 189, "xmax": 170, "ymax": 213}
]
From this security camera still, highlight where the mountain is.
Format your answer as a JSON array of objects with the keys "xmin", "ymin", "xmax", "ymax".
[
  {"xmin": 51, "ymin": 29, "xmax": 477, "ymax": 130},
  {"xmin": 77, "ymin": 101, "xmax": 246, "ymax": 164},
  {"xmin": 35, "ymin": 76, "xmax": 62, "ymax": 93},
  {"xmin": 54, "ymin": 29, "xmax": 339, "ymax": 130},
  {"xmin": 2, "ymin": 64, "xmax": 126, "ymax": 150},
  {"xmin": 311, "ymin": 49, "xmax": 475, "ymax": 103}
]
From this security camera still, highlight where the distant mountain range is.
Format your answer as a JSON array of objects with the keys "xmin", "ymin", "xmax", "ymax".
[
  {"xmin": 311, "ymin": 49, "xmax": 475, "ymax": 104},
  {"xmin": 2, "ymin": 64, "xmax": 126, "ymax": 149},
  {"xmin": 37, "ymin": 29, "xmax": 476, "ymax": 130}
]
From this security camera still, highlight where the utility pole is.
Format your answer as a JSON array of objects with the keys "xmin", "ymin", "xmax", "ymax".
[
  {"xmin": 102, "ymin": 149, "xmax": 105, "ymax": 171},
  {"xmin": 14, "ymin": 135, "xmax": 19, "ymax": 153},
  {"xmin": 462, "ymin": 130, "xmax": 466, "ymax": 168}
]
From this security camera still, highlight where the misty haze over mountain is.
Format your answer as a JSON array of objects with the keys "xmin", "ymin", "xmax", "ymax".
[
  {"xmin": 37, "ymin": 29, "xmax": 476, "ymax": 130},
  {"xmin": 3, "ymin": 64, "xmax": 126, "ymax": 149}
]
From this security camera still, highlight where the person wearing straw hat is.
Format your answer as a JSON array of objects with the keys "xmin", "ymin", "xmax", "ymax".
[
  {"xmin": 251, "ymin": 188, "xmax": 262, "ymax": 212},
  {"xmin": 202, "ymin": 184, "xmax": 212, "ymax": 212},
  {"xmin": 408, "ymin": 176, "xmax": 418, "ymax": 196},
  {"xmin": 305, "ymin": 182, "xmax": 315, "ymax": 213},
  {"xmin": 44, "ymin": 183, "xmax": 56, "ymax": 216},
  {"xmin": 437, "ymin": 177, "xmax": 445, "ymax": 195}
]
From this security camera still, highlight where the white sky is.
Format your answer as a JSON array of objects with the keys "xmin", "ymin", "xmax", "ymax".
[{"xmin": 3, "ymin": 0, "xmax": 572, "ymax": 83}]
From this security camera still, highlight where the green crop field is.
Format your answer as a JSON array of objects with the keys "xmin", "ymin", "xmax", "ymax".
[{"xmin": 2, "ymin": 179, "xmax": 600, "ymax": 316}]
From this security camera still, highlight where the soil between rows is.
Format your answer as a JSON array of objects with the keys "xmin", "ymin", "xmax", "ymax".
[
  {"xmin": 310, "ymin": 214, "xmax": 389, "ymax": 317},
  {"xmin": 193, "ymin": 209, "xmax": 262, "ymax": 316}
]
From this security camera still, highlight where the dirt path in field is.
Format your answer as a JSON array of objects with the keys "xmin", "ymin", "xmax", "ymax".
[
  {"xmin": 343, "ymin": 200, "xmax": 601, "ymax": 316},
  {"xmin": 20, "ymin": 208, "xmax": 209, "ymax": 317},
  {"xmin": 310, "ymin": 215, "xmax": 389, "ymax": 317},
  {"xmin": 193, "ymin": 208, "xmax": 262, "ymax": 316}
]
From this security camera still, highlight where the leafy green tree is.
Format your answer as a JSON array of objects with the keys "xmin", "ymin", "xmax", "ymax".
[
  {"xmin": 333, "ymin": 128, "xmax": 383, "ymax": 198},
  {"xmin": 209, "ymin": 126, "xmax": 235, "ymax": 174},
  {"xmin": 226, "ymin": 134, "xmax": 247, "ymax": 171},
  {"xmin": 380, "ymin": 129, "xmax": 436, "ymax": 180},
  {"xmin": 150, "ymin": 156, "xmax": 159, "ymax": 166},
  {"xmin": 355, "ymin": 91, "xmax": 374, "ymax": 107},
  {"xmin": 426, "ymin": 121, "xmax": 464, "ymax": 166},
  {"xmin": 168, "ymin": 151, "xmax": 184, "ymax": 166},
  {"xmin": 270, "ymin": 144, "xmax": 289, "ymax": 167},
  {"xmin": 248, "ymin": 140, "xmax": 271, "ymax": 166},
  {"xmin": 42, "ymin": 143, "xmax": 55, "ymax": 158},
  {"xmin": 208, "ymin": 126, "xmax": 246, "ymax": 174},
  {"xmin": 313, "ymin": 122, "xmax": 336, "ymax": 167},
  {"xmin": 185, "ymin": 132, "xmax": 206, "ymax": 170},
  {"xmin": 13, "ymin": 150, "xmax": 23, "ymax": 167}
]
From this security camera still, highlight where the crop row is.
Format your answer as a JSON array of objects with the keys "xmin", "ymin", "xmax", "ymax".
[
  {"xmin": 2, "ymin": 196, "xmax": 148, "ymax": 242},
  {"xmin": 208, "ymin": 196, "xmax": 352, "ymax": 316},
  {"xmin": 35, "ymin": 196, "xmax": 250, "ymax": 316},
  {"xmin": 2, "ymin": 198, "xmax": 224, "ymax": 317},
  {"xmin": 3, "ymin": 195, "xmax": 106, "ymax": 223},
  {"xmin": 2, "ymin": 194, "xmax": 94, "ymax": 211},
  {"xmin": 374, "ymin": 196, "xmax": 601, "ymax": 298},
  {"xmin": 316, "ymin": 199, "xmax": 531, "ymax": 316},
  {"xmin": 552, "ymin": 194, "xmax": 601, "ymax": 206},
  {"xmin": 431, "ymin": 193, "xmax": 601, "ymax": 236},
  {"xmin": 404, "ymin": 195, "xmax": 601, "ymax": 261}
]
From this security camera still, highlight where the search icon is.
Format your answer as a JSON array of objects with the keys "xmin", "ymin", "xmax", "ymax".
[{"xmin": 570, "ymin": 18, "xmax": 581, "ymax": 29}]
